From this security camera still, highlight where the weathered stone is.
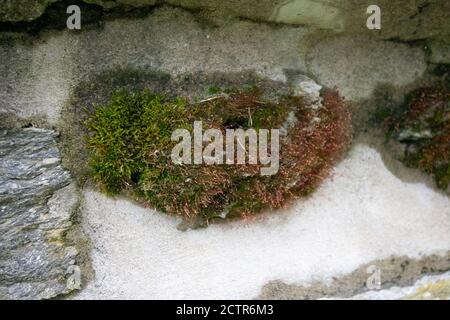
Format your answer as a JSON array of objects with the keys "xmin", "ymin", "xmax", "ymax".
[
  {"xmin": 0, "ymin": 0, "xmax": 58, "ymax": 22},
  {"xmin": 270, "ymin": 0, "xmax": 450, "ymax": 42},
  {"xmin": 259, "ymin": 255, "xmax": 450, "ymax": 299},
  {"xmin": 404, "ymin": 278, "xmax": 450, "ymax": 300},
  {"xmin": 0, "ymin": 0, "xmax": 158, "ymax": 22},
  {"xmin": 344, "ymin": 271, "xmax": 450, "ymax": 300},
  {"xmin": 269, "ymin": 0, "xmax": 345, "ymax": 31},
  {"xmin": 1, "ymin": 1, "xmax": 450, "ymax": 42},
  {"xmin": 0, "ymin": 6, "xmax": 308, "ymax": 125},
  {"xmin": 0, "ymin": 128, "xmax": 80, "ymax": 300},
  {"xmin": 290, "ymin": 74, "xmax": 322, "ymax": 104},
  {"xmin": 84, "ymin": 0, "xmax": 157, "ymax": 10},
  {"xmin": 429, "ymin": 40, "xmax": 450, "ymax": 64},
  {"xmin": 306, "ymin": 35, "xmax": 427, "ymax": 100},
  {"xmin": 397, "ymin": 128, "xmax": 433, "ymax": 142},
  {"xmin": 166, "ymin": 0, "xmax": 278, "ymax": 22}
]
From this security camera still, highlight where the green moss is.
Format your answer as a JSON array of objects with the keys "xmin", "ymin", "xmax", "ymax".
[
  {"xmin": 435, "ymin": 164, "xmax": 450, "ymax": 190},
  {"xmin": 85, "ymin": 90, "xmax": 189, "ymax": 194},
  {"xmin": 84, "ymin": 88, "xmax": 351, "ymax": 223},
  {"xmin": 207, "ymin": 85, "xmax": 222, "ymax": 95}
]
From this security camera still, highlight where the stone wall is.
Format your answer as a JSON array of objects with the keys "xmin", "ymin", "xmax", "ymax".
[
  {"xmin": 0, "ymin": 128, "xmax": 81, "ymax": 299},
  {"xmin": 0, "ymin": 1, "xmax": 449, "ymax": 300},
  {"xmin": 0, "ymin": 5, "xmax": 441, "ymax": 126},
  {"xmin": 1, "ymin": 1, "xmax": 450, "ymax": 42}
]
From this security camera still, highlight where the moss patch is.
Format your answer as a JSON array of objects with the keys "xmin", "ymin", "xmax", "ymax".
[
  {"xmin": 58, "ymin": 69, "xmax": 292, "ymax": 184},
  {"xmin": 380, "ymin": 85, "xmax": 450, "ymax": 191},
  {"xmin": 82, "ymin": 87, "xmax": 351, "ymax": 223}
]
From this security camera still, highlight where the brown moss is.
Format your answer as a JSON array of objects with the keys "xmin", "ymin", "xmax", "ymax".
[
  {"xmin": 84, "ymin": 88, "xmax": 352, "ymax": 224},
  {"xmin": 383, "ymin": 86, "xmax": 450, "ymax": 190}
]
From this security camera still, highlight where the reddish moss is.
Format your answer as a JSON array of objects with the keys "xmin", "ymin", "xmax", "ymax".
[
  {"xmin": 384, "ymin": 86, "xmax": 450, "ymax": 190},
  {"xmin": 85, "ymin": 89, "xmax": 352, "ymax": 223}
]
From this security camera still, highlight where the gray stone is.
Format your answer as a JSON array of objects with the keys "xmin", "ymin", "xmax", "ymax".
[
  {"xmin": 269, "ymin": 0, "xmax": 450, "ymax": 42},
  {"xmin": 0, "ymin": 0, "xmax": 58, "ymax": 22},
  {"xmin": 306, "ymin": 35, "xmax": 427, "ymax": 101},
  {"xmin": 290, "ymin": 74, "xmax": 323, "ymax": 110},
  {"xmin": 1, "ymin": 0, "xmax": 450, "ymax": 43},
  {"xmin": 0, "ymin": 6, "xmax": 308, "ymax": 125},
  {"xmin": 85, "ymin": 0, "xmax": 157, "ymax": 9},
  {"xmin": 259, "ymin": 254, "xmax": 450, "ymax": 299},
  {"xmin": 397, "ymin": 128, "xmax": 433, "ymax": 142},
  {"xmin": 0, "ymin": 128, "xmax": 80, "ymax": 300},
  {"xmin": 0, "ymin": 6, "xmax": 430, "ymax": 128},
  {"xmin": 429, "ymin": 40, "xmax": 450, "ymax": 64}
]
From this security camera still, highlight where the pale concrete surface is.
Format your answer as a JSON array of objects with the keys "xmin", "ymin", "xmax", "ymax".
[{"xmin": 74, "ymin": 143, "xmax": 450, "ymax": 299}]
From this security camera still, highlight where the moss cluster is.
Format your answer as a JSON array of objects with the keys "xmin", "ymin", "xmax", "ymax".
[
  {"xmin": 84, "ymin": 88, "xmax": 351, "ymax": 222},
  {"xmin": 382, "ymin": 86, "xmax": 450, "ymax": 190}
]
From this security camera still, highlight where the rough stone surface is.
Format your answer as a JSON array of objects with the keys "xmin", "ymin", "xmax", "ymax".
[
  {"xmin": 0, "ymin": 2, "xmax": 448, "ymax": 301},
  {"xmin": 260, "ymin": 255, "xmax": 450, "ymax": 299},
  {"xmin": 85, "ymin": 0, "xmax": 157, "ymax": 9},
  {"xmin": 269, "ymin": 0, "xmax": 450, "ymax": 41},
  {"xmin": 0, "ymin": 7, "xmax": 309, "ymax": 124},
  {"xmin": 403, "ymin": 276, "xmax": 450, "ymax": 300},
  {"xmin": 305, "ymin": 35, "xmax": 427, "ymax": 100},
  {"xmin": 0, "ymin": 128, "xmax": 80, "ymax": 300},
  {"xmin": 344, "ymin": 271, "xmax": 450, "ymax": 300},
  {"xmin": 0, "ymin": 7, "xmax": 428, "ymax": 125},
  {"xmin": 0, "ymin": 0, "xmax": 58, "ymax": 22},
  {"xmin": 1, "ymin": 1, "xmax": 450, "ymax": 43},
  {"xmin": 429, "ymin": 40, "xmax": 450, "ymax": 64}
]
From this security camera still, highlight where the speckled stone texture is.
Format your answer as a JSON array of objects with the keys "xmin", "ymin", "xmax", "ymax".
[{"xmin": 0, "ymin": 128, "xmax": 80, "ymax": 300}]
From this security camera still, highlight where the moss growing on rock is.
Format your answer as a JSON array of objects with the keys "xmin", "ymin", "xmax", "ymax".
[
  {"xmin": 84, "ymin": 88, "xmax": 351, "ymax": 223},
  {"xmin": 381, "ymin": 86, "xmax": 450, "ymax": 191}
]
